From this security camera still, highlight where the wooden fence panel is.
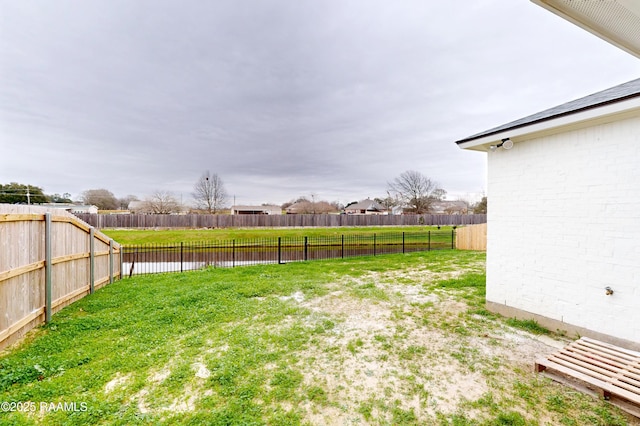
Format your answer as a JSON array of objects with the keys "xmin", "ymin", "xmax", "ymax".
[
  {"xmin": 455, "ymin": 223, "xmax": 487, "ymax": 251},
  {"xmin": 50, "ymin": 218, "xmax": 91, "ymax": 316},
  {"xmin": 0, "ymin": 204, "xmax": 121, "ymax": 350},
  {"xmin": 94, "ymin": 237, "xmax": 114, "ymax": 291},
  {"xmin": 75, "ymin": 213, "xmax": 487, "ymax": 229}
]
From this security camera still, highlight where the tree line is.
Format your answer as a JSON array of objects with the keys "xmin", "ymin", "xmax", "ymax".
[
  {"xmin": 0, "ymin": 183, "xmax": 72, "ymax": 205},
  {"xmin": 1, "ymin": 170, "xmax": 486, "ymax": 214}
]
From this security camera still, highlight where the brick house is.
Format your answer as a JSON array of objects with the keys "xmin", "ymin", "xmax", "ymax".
[
  {"xmin": 457, "ymin": 79, "xmax": 640, "ymax": 349},
  {"xmin": 454, "ymin": 0, "xmax": 640, "ymax": 350}
]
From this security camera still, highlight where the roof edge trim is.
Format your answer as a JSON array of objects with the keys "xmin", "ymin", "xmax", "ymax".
[
  {"xmin": 456, "ymin": 90, "xmax": 640, "ymax": 146},
  {"xmin": 456, "ymin": 96, "xmax": 640, "ymax": 150}
]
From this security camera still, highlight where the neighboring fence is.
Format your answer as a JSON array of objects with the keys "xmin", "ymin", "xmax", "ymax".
[
  {"xmin": 75, "ymin": 213, "xmax": 487, "ymax": 229},
  {"xmin": 0, "ymin": 204, "xmax": 121, "ymax": 350},
  {"xmin": 123, "ymin": 230, "xmax": 455, "ymax": 275},
  {"xmin": 455, "ymin": 223, "xmax": 487, "ymax": 251}
]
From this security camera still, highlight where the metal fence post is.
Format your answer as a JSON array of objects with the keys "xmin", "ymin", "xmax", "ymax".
[
  {"xmin": 428, "ymin": 231, "xmax": 431, "ymax": 251},
  {"xmin": 89, "ymin": 227, "xmax": 95, "ymax": 294},
  {"xmin": 452, "ymin": 228, "xmax": 456, "ymax": 250},
  {"xmin": 373, "ymin": 233, "xmax": 376, "ymax": 256},
  {"xmin": 232, "ymin": 240, "xmax": 236, "ymax": 267},
  {"xmin": 129, "ymin": 247, "xmax": 137, "ymax": 278},
  {"xmin": 341, "ymin": 235, "xmax": 344, "ymax": 259},
  {"xmin": 278, "ymin": 237, "xmax": 282, "ymax": 264},
  {"xmin": 304, "ymin": 236, "xmax": 308, "ymax": 261},
  {"xmin": 402, "ymin": 232, "xmax": 405, "ymax": 254},
  {"xmin": 45, "ymin": 213, "xmax": 52, "ymax": 323},
  {"xmin": 180, "ymin": 241, "xmax": 184, "ymax": 273}
]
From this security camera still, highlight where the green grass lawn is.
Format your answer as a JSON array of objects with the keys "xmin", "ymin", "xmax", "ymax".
[
  {"xmin": 102, "ymin": 226, "xmax": 455, "ymax": 245},
  {"xmin": 0, "ymin": 251, "xmax": 634, "ymax": 425}
]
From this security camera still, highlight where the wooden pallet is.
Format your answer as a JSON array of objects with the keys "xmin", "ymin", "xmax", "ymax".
[{"xmin": 535, "ymin": 337, "xmax": 640, "ymax": 417}]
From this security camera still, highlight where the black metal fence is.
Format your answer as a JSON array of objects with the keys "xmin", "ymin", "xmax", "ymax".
[{"xmin": 122, "ymin": 230, "xmax": 454, "ymax": 276}]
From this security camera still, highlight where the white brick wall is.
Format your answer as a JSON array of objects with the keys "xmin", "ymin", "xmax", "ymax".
[{"xmin": 487, "ymin": 115, "xmax": 640, "ymax": 343}]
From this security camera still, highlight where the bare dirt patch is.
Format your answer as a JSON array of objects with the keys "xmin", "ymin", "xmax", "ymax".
[
  {"xmin": 118, "ymin": 261, "xmax": 637, "ymax": 425},
  {"xmin": 104, "ymin": 372, "xmax": 131, "ymax": 393},
  {"xmin": 284, "ymin": 266, "xmax": 634, "ymax": 425}
]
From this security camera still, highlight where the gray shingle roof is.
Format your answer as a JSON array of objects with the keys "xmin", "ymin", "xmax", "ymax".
[
  {"xmin": 345, "ymin": 199, "xmax": 385, "ymax": 212},
  {"xmin": 456, "ymin": 77, "xmax": 640, "ymax": 144}
]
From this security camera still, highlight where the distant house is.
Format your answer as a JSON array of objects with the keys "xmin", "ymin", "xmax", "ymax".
[
  {"xmin": 39, "ymin": 203, "xmax": 99, "ymax": 214},
  {"xmin": 128, "ymin": 201, "xmax": 145, "ymax": 214},
  {"xmin": 344, "ymin": 199, "xmax": 387, "ymax": 215},
  {"xmin": 429, "ymin": 201, "xmax": 468, "ymax": 215},
  {"xmin": 390, "ymin": 205, "xmax": 405, "ymax": 215},
  {"xmin": 456, "ymin": 78, "xmax": 640, "ymax": 349},
  {"xmin": 285, "ymin": 201, "xmax": 339, "ymax": 214},
  {"xmin": 69, "ymin": 205, "xmax": 99, "ymax": 214},
  {"xmin": 230, "ymin": 205, "xmax": 282, "ymax": 215},
  {"xmin": 284, "ymin": 202, "xmax": 305, "ymax": 214}
]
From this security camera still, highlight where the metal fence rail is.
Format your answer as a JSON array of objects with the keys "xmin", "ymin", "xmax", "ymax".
[{"xmin": 122, "ymin": 230, "xmax": 454, "ymax": 275}]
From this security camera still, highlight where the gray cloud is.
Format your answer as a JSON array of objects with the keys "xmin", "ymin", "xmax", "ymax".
[{"xmin": 2, "ymin": 0, "xmax": 639, "ymax": 206}]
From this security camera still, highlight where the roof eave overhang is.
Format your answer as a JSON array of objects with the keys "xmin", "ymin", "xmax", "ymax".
[
  {"xmin": 530, "ymin": 0, "xmax": 640, "ymax": 59},
  {"xmin": 456, "ymin": 97, "xmax": 640, "ymax": 151}
]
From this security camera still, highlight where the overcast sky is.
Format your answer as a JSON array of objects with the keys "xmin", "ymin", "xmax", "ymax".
[{"xmin": 1, "ymin": 0, "xmax": 639, "ymax": 207}]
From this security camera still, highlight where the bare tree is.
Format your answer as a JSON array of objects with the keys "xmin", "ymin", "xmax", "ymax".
[
  {"xmin": 118, "ymin": 194, "xmax": 139, "ymax": 210},
  {"xmin": 282, "ymin": 196, "xmax": 309, "ymax": 210},
  {"xmin": 193, "ymin": 171, "xmax": 228, "ymax": 213},
  {"xmin": 388, "ymin": 170, "xmax": 445, "ymax": 214},
  {"xmin": 140, "ymin": 190, "xmax": 182, "ymax": 214},
  {"xmin": 81, "ymin": 189, "xmax": 119, "ymax": 210}
]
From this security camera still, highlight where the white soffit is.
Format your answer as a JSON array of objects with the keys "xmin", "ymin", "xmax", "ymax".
[{"xmin": 531, "ymin": 0, "xmax": 640, "ymax": 59}]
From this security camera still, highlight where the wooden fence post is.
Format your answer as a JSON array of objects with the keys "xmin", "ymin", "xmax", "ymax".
[
  {"xmin": 452, "ymin": 228, "xmax": 456, "ymax": 250},
  {"xmin": 109, "ymin": 239, "xmax": 114, "ymax": 284},
  {"xmin": 90, "ymin": 227, "xmax": 95, "ymax": 294},
  {"xmin": 45, "ymin": 213, "xmax": 52, "ymax": 323}
]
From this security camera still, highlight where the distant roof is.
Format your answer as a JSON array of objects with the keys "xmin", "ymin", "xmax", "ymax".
[
  {"xmin": 345, "ymin": 199, "xmax": 386, "ymax": 211},
  {"xmin": 39, "ymin": 203, "xmax": 97, "ymax": 210},
  {"xmin": 232, "ymin": 205, "xmax": 280, "ymax": 210},
  {"xmin": 456, "ymin": 77, "xmax": 640, "ymax": 145}
]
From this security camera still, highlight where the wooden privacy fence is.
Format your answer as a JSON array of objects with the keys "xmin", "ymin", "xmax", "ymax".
[
  {"xmin": 74, "ymin": 213, "xmax": 487, "ymax": 229},
  {"xmin": 455, "ymin": 223, "xmax": 487, "ymax": 251},
  {"xmin": 0, "ymin": 204, "xmax": 121, "ymax": 350}
]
